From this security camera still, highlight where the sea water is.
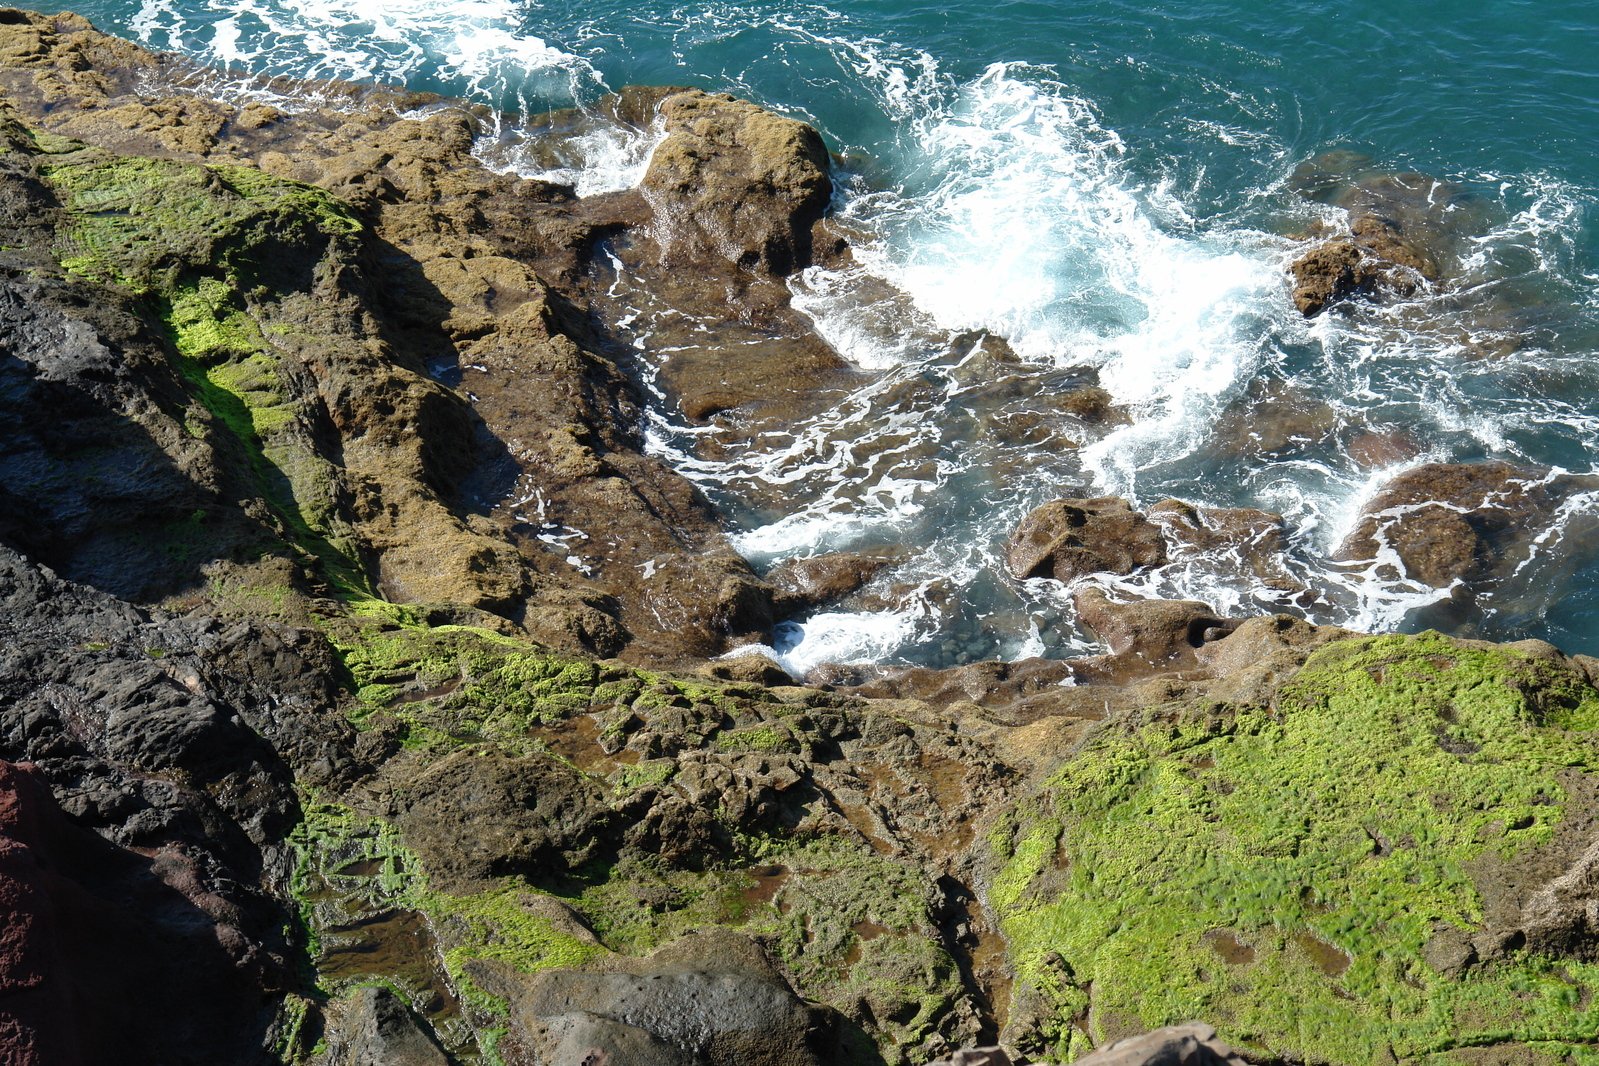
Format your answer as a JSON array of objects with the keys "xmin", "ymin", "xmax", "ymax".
[{"xmin": 61, "ymin": 0, "xmax": 1599, "ymax": 670}]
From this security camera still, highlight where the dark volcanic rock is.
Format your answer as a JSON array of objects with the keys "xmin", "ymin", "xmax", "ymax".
[
  {"xmin": 640, "ymin": 90, "xmax": 833, "ymax": 277},
  {"xmin": 0, "ymin": 760, "xmax": 277, "ymax": 1065},
  {"xmin": 330, "ymin": 986, "xmax": 451, "ymax": 1066},
  {"xmin": 396, "ymin": 749, "xmax": 614, "ymax": 890},
  {"xmin": 492, "ymin": 931, "xmax": 846, "ymax": 1066},
  {"xmin": 1005, "ymin": 497, "xmax": 1167, "ymax": 584},
  {"xmin": 927, "ymin": 1024, "xmax": 1250, "ymax": 1066}
]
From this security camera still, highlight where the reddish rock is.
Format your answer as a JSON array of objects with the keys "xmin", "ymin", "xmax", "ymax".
[
  {"xmin": 1336, "ymin": 461, "xmax": 1594, "ymax": 588},
  {"xmin": 1005, "ymin": 497, "xmax": 1167, "ymax": 584}
]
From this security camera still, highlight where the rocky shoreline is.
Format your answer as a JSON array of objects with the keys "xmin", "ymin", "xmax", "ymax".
[{"xmin": 4, "ymin": 10, "xmax": 1599, "ymax": 1065}]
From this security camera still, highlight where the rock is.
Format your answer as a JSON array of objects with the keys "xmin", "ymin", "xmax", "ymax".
[
  {"xmin": 1072, "ymin": 589, "xmax": 1241, "ymax": 678},
  {"xmin": 1005, "ymin": 497, "xmax": 1167, "ymax": 584},
  {"xmin": 701, "ymin": 652, "xmax": 796, "ymax": 687},
  {"xmin": 396, "ymin": 749, "xmax": 614, "ymax": 890},
  {"xmin": 492, "ymin": 931, "xmax": 846, "ymax": 1065},
  {"xmin": 1335, "ymin": 461, "xmax": 1593, "ymax": 588},
  {"xmin": 330, "ymin": 986, "xmax": 451, "ymax": 1066},
  {"xmin": 925, "ymin": 1048, "xmax": 1012, "ymax": 1066},
  {"xmin": 0, "ymin": 760, "xmax": 279, "ymax": 1063},
  {"xmin": 1287, "ymin": 152, "xmax": 1475, "ymax": 317},
  {"xmin": 768, "ymin": 550, "xmax": 901, "ymax": 613},
  {"xmin": 640, "ymin": 90, "xmax": 833, "ymax": 276},
  {"xmin": 1288, "ymin": 236, "xmax": 1417, "ymax": 317},
  {"xmin": 931, "ymin": 1024, "xmax": 1250, "ymax": 1066},
  {"xmin": 1147, "ymin": 500, "xmax": 1301, "ymax": 596},
  {"xmin": 1076, "ymin": 1023, "xmax": 1252, "ymax": 1066}
]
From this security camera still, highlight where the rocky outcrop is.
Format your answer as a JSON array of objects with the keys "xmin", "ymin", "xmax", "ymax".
[
  {"xmin": 326, "ymin": 986, "xmax": 450, "ymax": 1066},
  {"xmin": 0, "ymin": 548, "xmax": 345, "ymax": 1064},
  {"xmin": 1072, "ymin": 589, "xmax": 1242, "ymax": 678},
  {"xmin": 1336, "ymin": 461, "xmax": 1594, "ymax": 589},
  {"xmin": 6, "ymin": 12, "xmax": 1599, "ymax": 1066},
  {"xmin": 929, "ymin": 1023, "xmax": 1251, "ymax": 1066},
  {"xmin": 0, "ymin": 9, "xmax": 817, "ymax": 662},
  {"xmin": 1005, "ymin": 497, "xmax": 1167, "ymax": 584},
  {"xmin": 640, "ymin": 90, "xmax": 833, "ymax": 277},
  {"xmin": 768, "ymin": 549, "xmax": 903, "ymax": 614},
  {"xmin": 1286, "ymin": 151, "xmax": 1463, "ymax": 316},
  {"xmin": 492, "ymin": 931, "xmax": 845, "ymax": 1065}
]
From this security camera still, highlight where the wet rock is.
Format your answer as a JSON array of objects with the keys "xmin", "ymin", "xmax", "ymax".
[
  {"xmin": 768, "ymin": 550, "xmax": 902, "ymax": 613},
  {"xmin": 640, "ymin": 90, "xmax": 833, "ymax": 276},
  {"xmin": 1346, "ymin": 427, "xmax": 1423, "ymax": 469},
  {"xmin": 1073, "ymin": 589, "xmax": 1241, "ymax": 678},
  {"xmin": 330, "ymin": 986, "xmax": 450, "ymax": 1066},
  {"xmin": 1005, "ymin": 497, "xmax": 1167, "ymax": 584},
  {"xmin": 1335, "ymin": 461, "xmax": 1595, "ymax": 588},
  {"xmin": 1287, "ymin": 152, "xmax": 1476, "ymax": 317},
  {"xmin": 1208, "ymin": 378, "xmax": 1339, "ymax": 461},
  {"xmin": 1288, "ymin": 236, "xmax": 1415, "ymax": 316},
  {"xmin": 1147, "ymin": 499, "xmax": 1302, "ymax": 597}
]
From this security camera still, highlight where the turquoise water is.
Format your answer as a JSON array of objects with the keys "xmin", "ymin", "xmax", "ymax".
[{"xmin": 61, "ymin": 0, "xmax": 1599, "ymax": 666}]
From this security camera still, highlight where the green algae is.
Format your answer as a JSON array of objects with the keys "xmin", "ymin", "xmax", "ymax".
[
  {"xmin": 289, "ymin": 796, "xmax": 606, "ymax": 1060},
  {"xmin": 715, "ymin": 724, "xmax": 797, "ymax": 754},
  {"xmin": 36, "ymin": 146, "xmax": 371, "ymax": 594},
  {"xmin": 326, "ymin": 620, "xmax": 604, "ymax": 744},
  {"xmin": 42, "ymin": 153, "xmax": 358, "ymax": 294},
  {"xmin": 430, "ymin": 883, "xmax": 608, "ymax": 1017},
  {"xmin": 994, "ymin": 631, "xmax": 1599, "ymax": 1062}
]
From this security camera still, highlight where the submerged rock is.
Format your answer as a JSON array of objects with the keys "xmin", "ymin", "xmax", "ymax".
[
  {"xmin": 1005, "ymin": 497, "xmax": 1167, "ymax": 584},
  {"xmin": 1336, "ymin": 460, "xmax": 1596, "ymax": 589},
  {"xmin": 1286, "ymin": 152, "xmax": 1466, "ymax": 316}
]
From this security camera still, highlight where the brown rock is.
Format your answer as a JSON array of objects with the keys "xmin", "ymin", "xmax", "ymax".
[
  {"xmin": 768, "ymin": 550, "xmax": 901, "ymax": 613},
  {"xmin": 1289, "ymin": 238, "xmax": 1414, "ymax": 317},
  {"xmin": 1335, "ymin": 461, "xmax": 1592, "ymax": 588},
  {"xmin": 1147, "ymin": 500, "xmax": 1300, "ymax": 595},
  {"xmin": 1073, "ymin": 589, "xmax": 1240, "ymax": 676},
  {"xmin": 396, "ymin": 750, "xmax": 614, "ymax": 890},
  {"xmin": 1005, "ymin": 497, "xmax": 1167, "ymax": 583},
  {"xmin": 1347, "ymin": 428, "xmax": 1422, "ymax": 469},
  {"xmin": 640, "ymin": 90, "xmax": 833, "ymax": 276}
]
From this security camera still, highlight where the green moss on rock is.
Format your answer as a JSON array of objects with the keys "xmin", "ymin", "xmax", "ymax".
[{"xmin": 995, "ymin": 631, "xmax": 1599, "ymax": 1062}]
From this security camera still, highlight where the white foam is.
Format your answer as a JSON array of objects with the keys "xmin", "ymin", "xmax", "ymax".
[
  {"xmin": 736, "ymin": 605, "xmax": 930, "ymax": 677},
  {"xmin": 135, "ymin": 0, "xmax": 599, "ymax": 105}
]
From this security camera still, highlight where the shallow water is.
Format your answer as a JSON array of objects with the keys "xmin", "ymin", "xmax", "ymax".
[{"xmin": 63, "ymin": 0, "xmax": 1599, "ymax": 667}]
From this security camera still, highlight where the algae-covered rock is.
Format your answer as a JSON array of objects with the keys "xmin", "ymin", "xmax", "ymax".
[{"xmin": 991, "ymin": 630, "xmax": 1599, "ymax": 1063}]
